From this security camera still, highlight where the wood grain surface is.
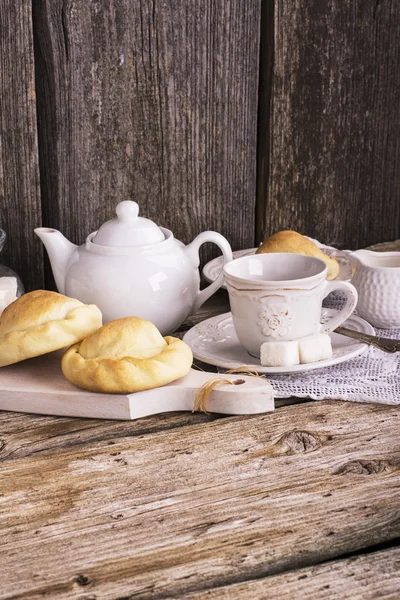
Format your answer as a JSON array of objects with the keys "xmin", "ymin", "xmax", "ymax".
[
  {"xmin": 1, "ymin": 400, "xmax": 399, "ymax": 599},
  {"xmin": 258, "ymin": 0, "xmax": 400, "ymax": 250},
  {"xmin": 32, "ymin": 0, "xmax": 261, "ymax": 284},
  {"xmin": 0, "ymin": 0, "xmax": 43, "ymax": 290},
  {"xmin": 0, "ymin": 410, "xmax": 218, "ymax": 462},
  {"xmin": 179, "ymin": 546, "xmax": 400, "ymax": 600}
]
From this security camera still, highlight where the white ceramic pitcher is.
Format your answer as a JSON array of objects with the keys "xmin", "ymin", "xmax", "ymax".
[{"xmin": 349, "ymin": 249, "xmax": 400, "ymax": 328}]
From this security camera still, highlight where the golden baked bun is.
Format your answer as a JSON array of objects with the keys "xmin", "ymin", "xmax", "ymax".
[
  {"xmin": 0, "ymin": 290, "xmax": 102, "ymax": 367},
  {"xmin": 256, "ymin": 230, "xmax": 340, "ymax": 280},
  {"xmin": 61, "ymin": 316, "xmax": 193, "ymax": 393}
]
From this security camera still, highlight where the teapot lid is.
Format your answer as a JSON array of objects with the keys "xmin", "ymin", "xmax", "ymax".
[{"xmin": 92, "ymin": 201, "xmax": 165, "ymax": 247}]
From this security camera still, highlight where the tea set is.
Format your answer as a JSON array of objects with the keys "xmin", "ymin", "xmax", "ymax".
[{"xmin": 30, "ymin": 200, "xmax": 400, "ymax": 371}]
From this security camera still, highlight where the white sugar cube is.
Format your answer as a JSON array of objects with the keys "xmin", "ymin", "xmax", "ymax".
[
  {"xmin": 298, "ymin": 333, "xmax": 332, "ymax": 364},
  {"xmin": 260, "ymin": 340, "xmax": 300, "ymax": 367}
]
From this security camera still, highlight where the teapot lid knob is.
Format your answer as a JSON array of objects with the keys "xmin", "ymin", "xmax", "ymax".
[
  {"xmin": 91, "ymin": 200, "xmax": 165, "ymax": 247},
  {"xmin": 116, "ymin": 201, "xmax": 139, "ymax": 221}
]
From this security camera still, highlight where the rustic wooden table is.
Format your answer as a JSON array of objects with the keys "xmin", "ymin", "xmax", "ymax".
[{"xmin": 1, "ymin": 287, "xmax": 400, "ymax": 599}]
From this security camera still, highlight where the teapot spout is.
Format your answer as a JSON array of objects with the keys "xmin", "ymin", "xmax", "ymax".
[{"xmin": 35, "ymin": 228, "xmax": 77, "ymax": 294}]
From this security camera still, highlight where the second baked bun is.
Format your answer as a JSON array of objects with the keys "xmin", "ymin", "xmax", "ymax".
[
  {"xmin": 256, "ymin": 230, "xmax": 340, "ymax": 280},
  {"xmin": 0, "ymin": 290, "xmax": 102, "ymax": 367},
  {"xmin": 61, "ymin": 316, "xmax": 193, "ymax": 393}
]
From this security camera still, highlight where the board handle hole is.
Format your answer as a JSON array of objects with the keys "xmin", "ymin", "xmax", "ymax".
[{"xmin": 233, "ymin": 379, "xmax": 245, "ymax": 385}]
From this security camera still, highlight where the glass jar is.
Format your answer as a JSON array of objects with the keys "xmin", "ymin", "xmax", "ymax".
[{"xmin": 0, "ymin": 229, "xmax": 25, "ymax": 314}]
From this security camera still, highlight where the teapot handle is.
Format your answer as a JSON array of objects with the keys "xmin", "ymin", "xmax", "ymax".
[{"xmin": 184, "ymin": 231, "xmax": 233, "ymax": 313}]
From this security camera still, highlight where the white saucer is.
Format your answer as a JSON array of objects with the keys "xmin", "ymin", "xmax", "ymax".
[
  {"xmin": 183, "ymin": 311, "xmax": 374, "ymax": 374},
  {"xmin": 202, "ymin": 241, "xmax": 353, "ymax": 289}
]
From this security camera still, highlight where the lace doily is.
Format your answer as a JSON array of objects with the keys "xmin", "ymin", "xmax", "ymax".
[
  {"xmin": 269, "ymin": 246, "xmax": 400, "ymax": 405},
  {"xmin": 270, "ymin": 328, "xmax": 400, "ymax": 405}
]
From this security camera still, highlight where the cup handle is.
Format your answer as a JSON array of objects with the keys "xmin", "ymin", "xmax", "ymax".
[
  {"xmin": 184, "ymin": 231, "xmax": 233, "ymax": 313},
  {"xmin": 320, "ymin": 280, "xmax": 358, "ymax": 333}
]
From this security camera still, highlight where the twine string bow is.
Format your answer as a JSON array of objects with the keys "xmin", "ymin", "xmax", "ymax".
[{"xmin": 192, "ymin": 366, "xmax": 262, "ymax": 414}]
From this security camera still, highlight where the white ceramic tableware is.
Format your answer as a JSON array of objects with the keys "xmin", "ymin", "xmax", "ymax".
[
  {"xmin": 202, "ymin": 241, "xmax": 353, "ymax": 287},
  {"xmin": 223, "ymin": 253, "xmax": 358, "ymax": 357},
  {"xmin": 183, "ymin": 310, "xmax": 374, "ymax": 374},
  {"xmin": 35, "ymin": 201, "xmax": 233, "ymax": 335},
  {"xmin": 349, "ymin": 249, "xmax": 400, "ymax": 328}
]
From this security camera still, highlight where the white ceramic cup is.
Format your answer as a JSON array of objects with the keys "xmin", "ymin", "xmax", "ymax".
[{"xmin": 223, "ymin": 253, "xmax": 358, "ymax": 357}]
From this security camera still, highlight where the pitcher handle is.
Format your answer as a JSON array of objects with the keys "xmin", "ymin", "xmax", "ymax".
[
  {"xmin": 184, "ymin": 231, "xmax": 233, "ymax": 313},
  {"xmin": 320, "ymin": 280, "xmax": 358, "ymax": 333}
]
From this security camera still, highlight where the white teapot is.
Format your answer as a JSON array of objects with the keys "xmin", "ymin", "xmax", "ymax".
[{"xmin": 35, "ymin": 201, "xmax": 232, "ymax": 334}]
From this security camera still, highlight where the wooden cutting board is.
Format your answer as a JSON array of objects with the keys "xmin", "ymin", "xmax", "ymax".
[{"xmin": 0, "ymin": 352, "xmax": 274, "ymax": 420}]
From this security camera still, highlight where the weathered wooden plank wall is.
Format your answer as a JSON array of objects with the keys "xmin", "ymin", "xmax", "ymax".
[
  {"xmin": 32, "ymin": 0, "xmax": 261, "ymax": 283},
  {"xmin": 1, "ymin": 1, "xmax": 399, "ymax": 291},
  {"xmin": 257, "ymin": 0, "xmax": 400, "ymax": 250},
  {"xmin": 0, "ymin": 0, "xmax": 43, "ymax": 290}
]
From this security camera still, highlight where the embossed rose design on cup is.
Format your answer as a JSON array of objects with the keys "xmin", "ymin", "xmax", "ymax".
[
  {"xmin": 223, "ymin": 253, "xmax": 358, "ymax": 357},
  {"xmin": 257, "ymin": 305, "xmax": 292, "ymax": 338}
]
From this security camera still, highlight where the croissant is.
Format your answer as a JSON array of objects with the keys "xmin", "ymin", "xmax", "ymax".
[{"xmin": 256, "ymin": 231, "xmax": 340, "ymax": 280}]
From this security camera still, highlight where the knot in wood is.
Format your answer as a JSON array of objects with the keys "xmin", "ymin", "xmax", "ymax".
[
  {"xmin": 75, "ymin": 574, "xmax": 90, "ymax": 587},
  {"xmin": 335, "ymin": 459, "xmax": 390, "ymax": 476},
  {"xmin": 277, "ymin": 430, "xmax": 322, "ymax": 454}
]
